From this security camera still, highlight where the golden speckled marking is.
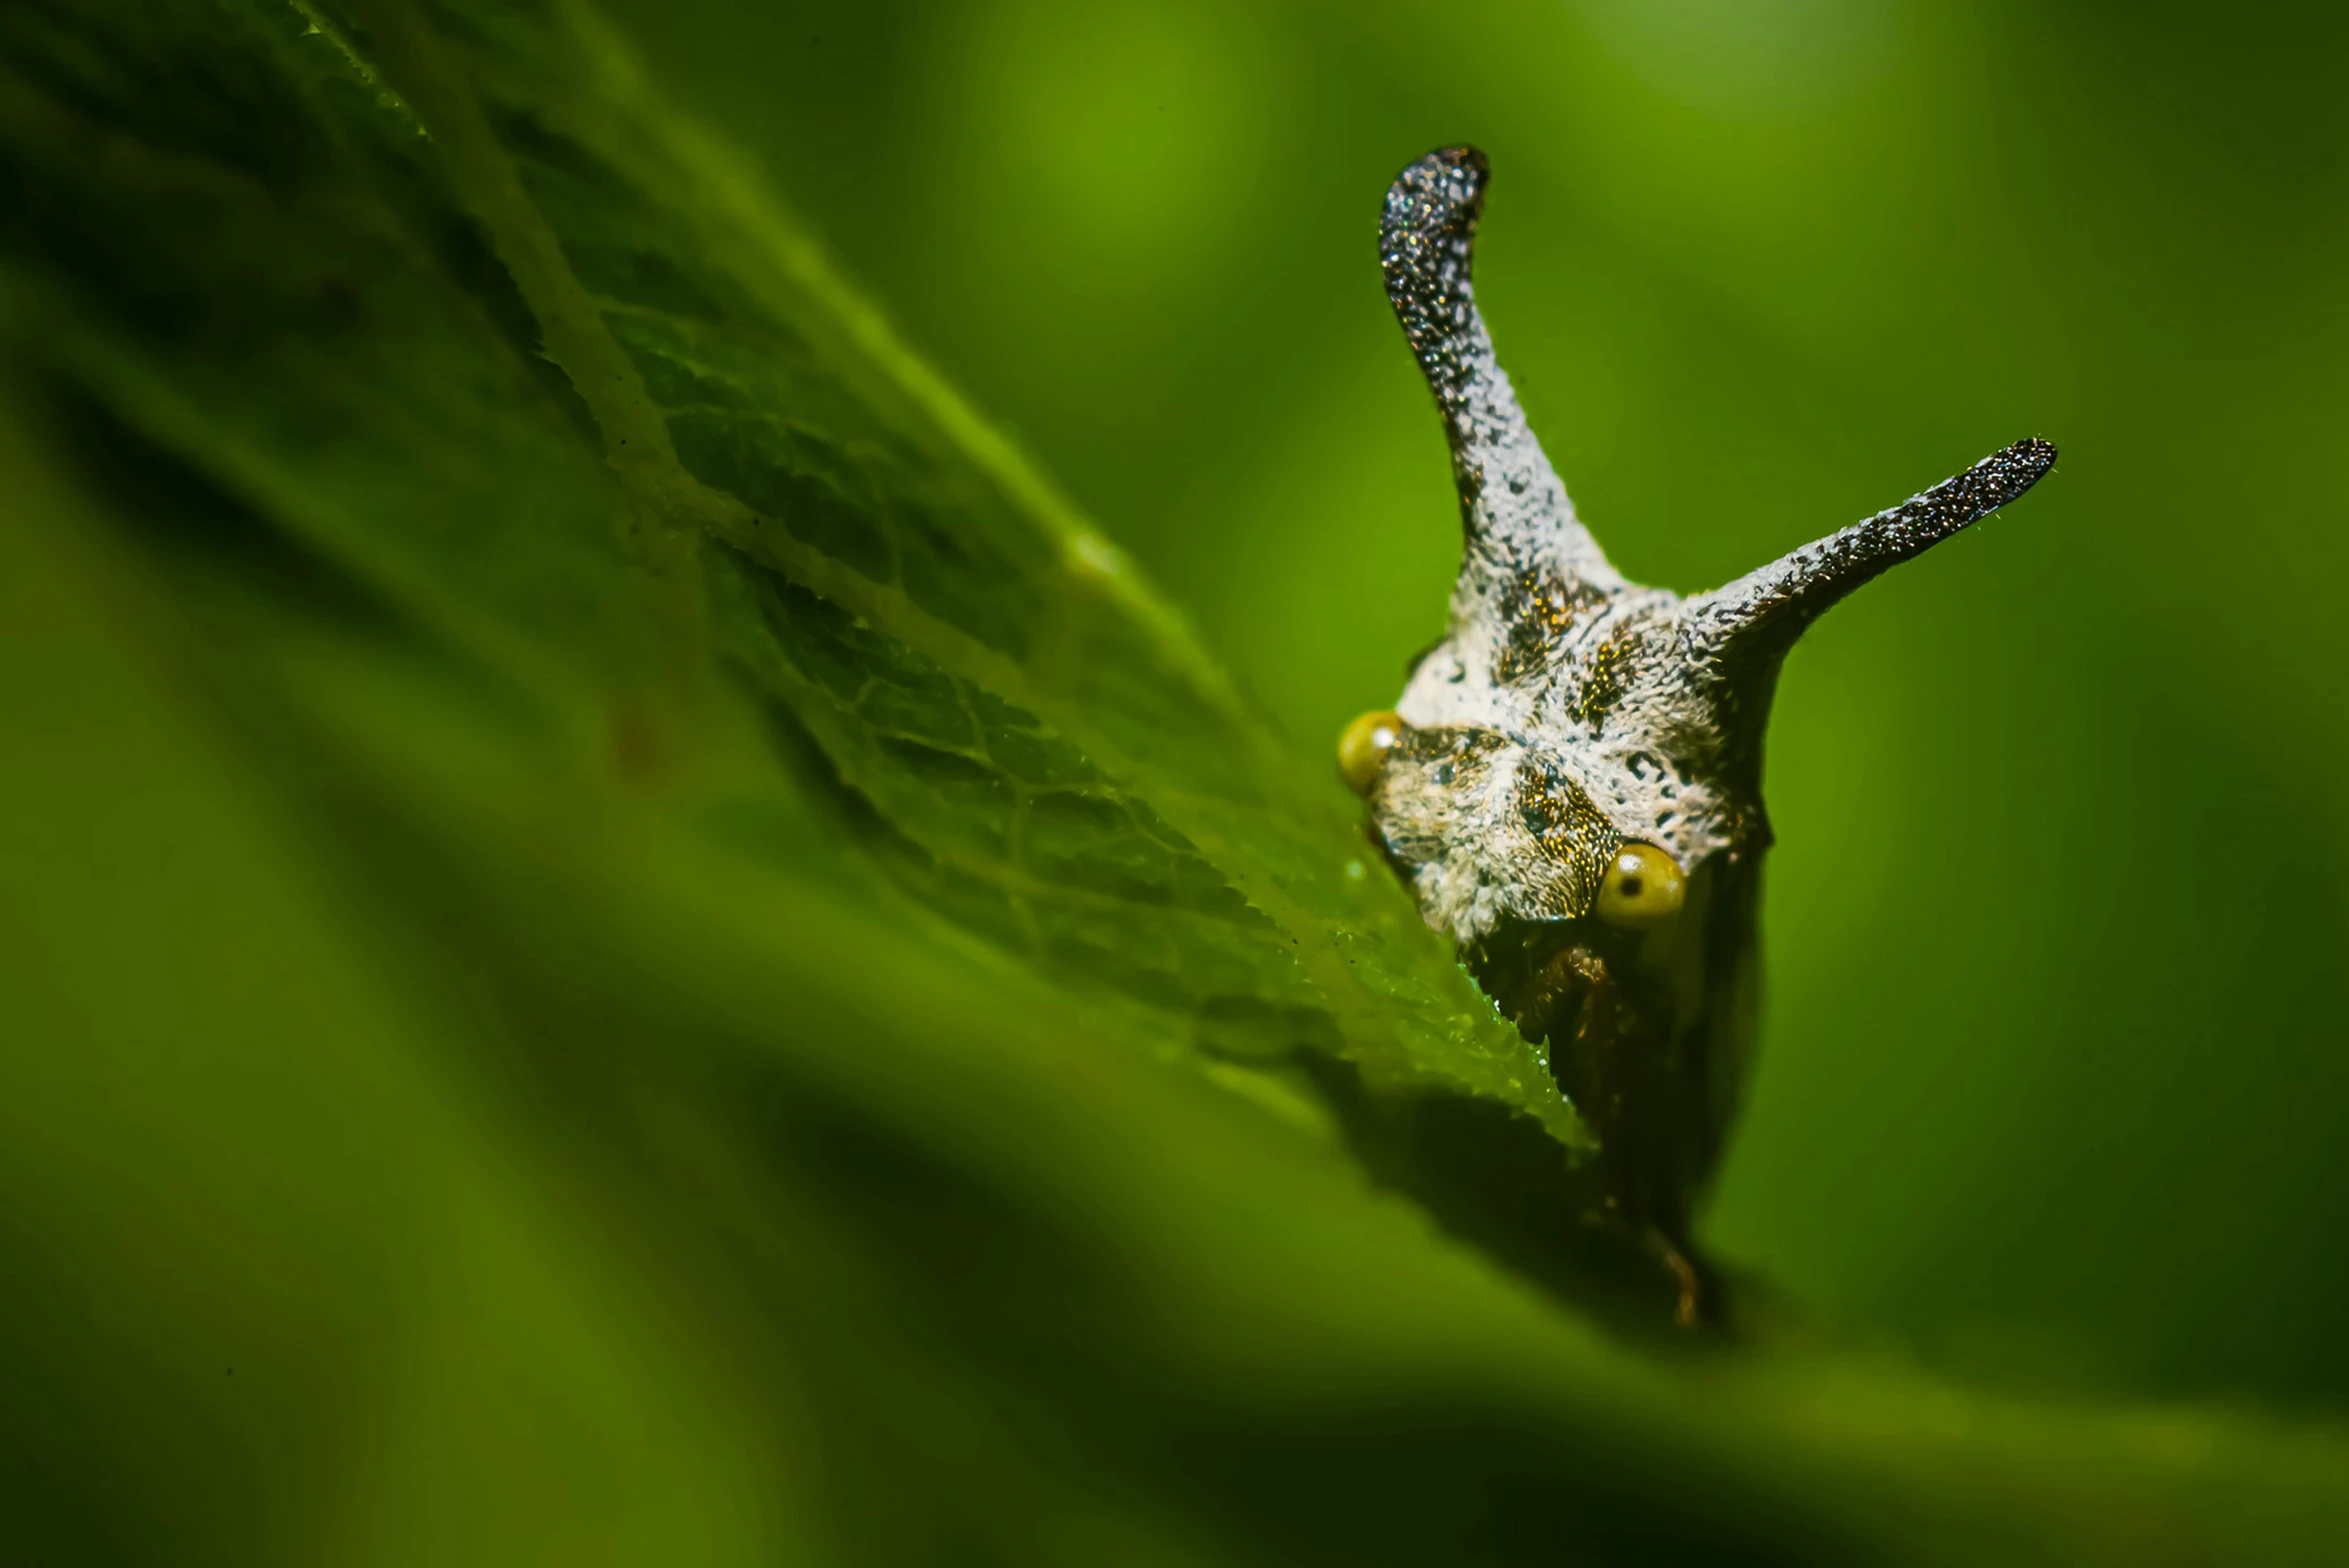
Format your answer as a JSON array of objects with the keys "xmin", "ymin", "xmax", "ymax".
[
  {"xmin": 1494, "ymin": 566, "xmax": 1606, "ymax": 685},
  {"xmin": 1564, "ymin": 620, "xmax": 1640, "ymax": 729},
  {"xmin": 1511, "ymin": 755, "xmax": 1619, "ymax": 917}
]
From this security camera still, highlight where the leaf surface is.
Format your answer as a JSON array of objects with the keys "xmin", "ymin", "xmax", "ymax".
[{"xmin": 12, "ymin": 0, "xmax": 1583, "ymax": 1145}]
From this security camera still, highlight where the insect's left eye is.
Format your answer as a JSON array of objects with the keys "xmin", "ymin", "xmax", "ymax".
[
  {"xmin": 1597, "ymin": 842, "xmax": 1686, "ymax": 928},
  {"xmin": 1337, "ymin": 709, "xmax": 1406, "ymax": 794}
]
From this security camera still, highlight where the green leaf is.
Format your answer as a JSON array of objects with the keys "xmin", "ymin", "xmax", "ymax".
[
  {"xmin": 5, "ymin": 1, "xmax": 2349, "ymax": 1562},
  {"xmin": 4, "ymin": 0, "xmax": 1583, "ymax": 1148}
]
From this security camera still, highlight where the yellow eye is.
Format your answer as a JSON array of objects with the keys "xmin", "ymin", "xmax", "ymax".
[
  {"xmin": 1596, "ymin": 842, "xmax": 1686, "ymax": 928},
  {"xmin": 1337, "ymin": 709, "xmax": 1406, "ymax": 795}
]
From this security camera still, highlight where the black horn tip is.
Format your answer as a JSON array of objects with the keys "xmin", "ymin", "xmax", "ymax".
[
  {"xmin": 2001, "ymin": 435, "xmax": 2059, "ymax": 488},
  {"xmin": 1380, "ymin": 146, "xmax": 1493, "ymax": 337},
  {"xmin": 1404, "ymin": 144, "xmax": 1490, "ymax": 191},
  {"xmin": 1961, "ymin": 437, "xmax": 2059, "ymax": 517},
  {"xmin": 1384, "ymin": 145, "xmax": 1489, "ymax": 232}
]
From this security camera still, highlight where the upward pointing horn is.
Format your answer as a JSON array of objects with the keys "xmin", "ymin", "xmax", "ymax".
[{"xmin": 1382, "ymin": 146, "xmax": 1624, "ymax": 597}]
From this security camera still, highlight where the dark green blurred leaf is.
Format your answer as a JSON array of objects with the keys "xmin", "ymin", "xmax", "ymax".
[{"xmin": 6, "ymin": 1, "xmax": 2349, "ymax": 1562}]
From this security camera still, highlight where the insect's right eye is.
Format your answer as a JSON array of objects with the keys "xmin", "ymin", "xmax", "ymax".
[
  {"xmin": 1596, "ymin": 842, "xmax": 1687, "ymax": 928},
  {"xmin": 1337, "ymin": 710, "xmax": 1406, "ymax": 795}
]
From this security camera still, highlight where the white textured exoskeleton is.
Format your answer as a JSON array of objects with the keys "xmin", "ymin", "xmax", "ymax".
[{"xmin": 1345, "ymin": 147, "xmax": 2055, "ymax": 1323}]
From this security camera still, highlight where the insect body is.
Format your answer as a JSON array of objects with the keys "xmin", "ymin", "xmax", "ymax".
[{"xmin": 1348, "ymin": 147, "xmax": 2055, "ymax": 1324}]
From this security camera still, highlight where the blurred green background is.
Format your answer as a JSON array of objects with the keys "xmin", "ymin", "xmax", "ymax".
[{"xmin": 608, "ymin": 0, "xmax": 2349, "ymax": 1409}]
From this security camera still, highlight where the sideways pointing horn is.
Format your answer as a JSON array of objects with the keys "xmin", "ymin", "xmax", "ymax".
[{"xmin": 1689, "ymin": 437, "xmax": 2058, "ymax": 666}]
